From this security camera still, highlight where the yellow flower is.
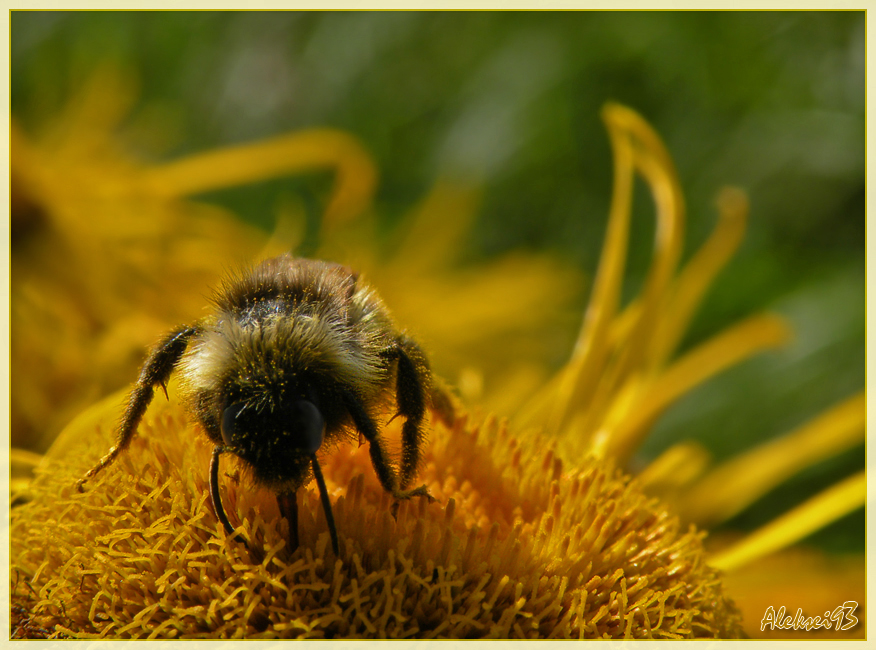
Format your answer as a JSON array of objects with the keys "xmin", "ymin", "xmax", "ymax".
[
  {"xmin": 10, "ymin": 70, "xmax": 864, "ymax": 639},
  {"xmin": 12, "ymin": 382, "xmax": 741, "ymax": 639}
]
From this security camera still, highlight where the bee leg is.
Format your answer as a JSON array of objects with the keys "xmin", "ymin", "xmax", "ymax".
[
  {"xmin": 276, "ymin": 490, "xmax": 299, "ymax": 553},
  {"xmin": 310, "ymin": 456, "xmax": 340, "ymax": 556},
  {"xmin": 343, "ymin": 390, "xmax": 435, "ymax": 516},
  {"xmin": 210, "ymin": 447, "xmax": 248, "ymax": 547},
  {"xmin": 388, "ymin": 337, "xmax": 431, "ymax": 490},
  {"xmin": 76, "ymin": 325, "xmax": 198, "ymax": 492}
]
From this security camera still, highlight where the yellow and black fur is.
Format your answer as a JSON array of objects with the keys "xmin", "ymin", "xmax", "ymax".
[{"xmin": 77, "ymin": 255, "xmax": 435, "ymax": 556}]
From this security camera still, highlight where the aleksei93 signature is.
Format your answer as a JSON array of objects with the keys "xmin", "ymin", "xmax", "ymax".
[{"xmin": 761, "ymin": 601, "xmax": 859, "ymax": 632}]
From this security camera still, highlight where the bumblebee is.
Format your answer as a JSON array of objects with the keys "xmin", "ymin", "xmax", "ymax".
[{"xmin": 77, "ymin": 255, "xmax": 440, "ymax": 556}]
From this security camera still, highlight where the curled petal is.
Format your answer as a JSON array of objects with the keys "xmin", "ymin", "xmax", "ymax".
[
  {"xmin": 545, "ymin": 103, "xmax": 685, "ymax": 435},
  {"xmin": 140, "ymin": 128, "xmax": 377, "ymax": 228}
]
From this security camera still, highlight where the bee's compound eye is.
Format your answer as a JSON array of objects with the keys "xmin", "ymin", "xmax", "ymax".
[
  {"xmin": 221, "ymin": 402, "xmax": 246, "ymax": 447},
  {"xmin": 286, "ymin": 400, "xmax": 325, "ymax": 454}
]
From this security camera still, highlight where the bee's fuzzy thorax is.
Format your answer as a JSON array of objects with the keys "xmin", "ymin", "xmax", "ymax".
[
  {"xmin": 178, "ymin": 309, "xmax": 388, "ymax": 406},
  {"xmin": 212, "ymin": 255, "xmax": 358, "ymax": 320},
  {"xmin": 178, "ymin": 256, "xmax": 394, "ymax": 410}
]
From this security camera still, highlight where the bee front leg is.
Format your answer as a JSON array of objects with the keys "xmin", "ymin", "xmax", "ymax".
[
  {"xmin": 210, "ymin": 447, "xmax": 248, "ymax": 548},
  {"xmin": 343, "ymin": 390, "xmax": 434, "ymax": 517},
  {"xmin": 76, "ymin": 324, "xmax": 198, "ymax": 492},
  {"xmin": 309, "ymin": 456, "xmax": 340, "ymax": 556}
]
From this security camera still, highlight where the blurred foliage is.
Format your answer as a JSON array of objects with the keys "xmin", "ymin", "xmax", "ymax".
[{"xmin": 11, "ymin": 11, "xmax": 864, "ymax": 551}]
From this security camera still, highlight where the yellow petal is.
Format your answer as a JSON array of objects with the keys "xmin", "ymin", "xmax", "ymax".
[
  {"xmin": 10, "ymin": 447, "xmax": 44, "ymax": 469},
  {"xmin": 384, "ymin": 180, "xmax": 482, "ymax": 272},
  {"xmin": 650, "ymin": 186, "xmax": 749, "ymax": 367},
  {"xmin": 598, "ymin": 104, "xmax": 685, "ymax": 402},
  {"xmin": 10, "ymin": 448, "xmax": 45, "ymax": 499},
  {"xmin": 256, "ymin": 194, "xmax": 309, "ymax": 259},
  {"xmin": 140, "ymin": 128, "xmax": 377, "ymax": 228},
  {"xmin": 680, "ymin": 391, "xmax": 865, "ymax": 526},
  {"xmin": 602, "ymin": 313, "xmax": 792, "ymax": 462},
  {"xmin": 42, "ymin": 64, "xmax": 139, "ymax": 157},
  {"xmin": 709, "ymin": 471, "xmax": 865, "ymax": 573},
  {"xmin": 636, "ymin": 441, "xmax": 712, "ymax": 494}
]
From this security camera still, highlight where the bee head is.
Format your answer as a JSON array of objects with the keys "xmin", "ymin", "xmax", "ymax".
[
  {"xmin": 181, "ymin": 299, "xmax": 383, "ymax": 488},
  {"xmin": 219, "ymin": 395, "xmax": 326, "ymax": 488}
]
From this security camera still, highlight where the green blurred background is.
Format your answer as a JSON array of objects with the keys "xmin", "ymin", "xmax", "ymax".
[{"xmin": 11, "ymin": 11, "xmax": 865, "ymax": 551}]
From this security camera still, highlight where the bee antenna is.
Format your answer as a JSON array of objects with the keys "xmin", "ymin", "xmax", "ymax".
[
  {"xmin": 310, "ymin": 455, "xmax": 340, "ymax": 556},
  {"xmin": 210, "ymin": 447, "xmax": 248, "ymax": 548}
]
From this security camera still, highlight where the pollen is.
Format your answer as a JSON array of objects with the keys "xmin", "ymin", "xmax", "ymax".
[{"xmin": 11, "ymin": 390, "xmax": 741, "ymax": 639}]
